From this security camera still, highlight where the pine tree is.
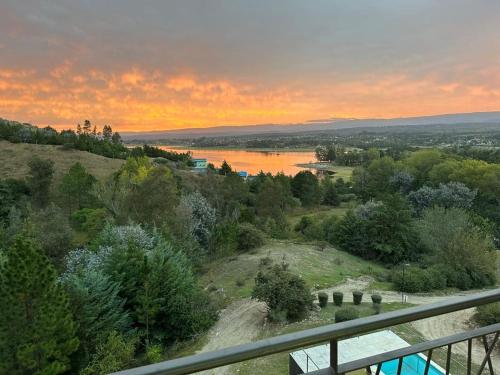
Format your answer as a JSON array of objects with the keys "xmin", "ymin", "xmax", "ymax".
[
  {"xmin": 82, "ymin": 119, "xmax": 92, "ymax": 135},
  {"xmin": 59, "ymin": 162, "xmax": 97, "ymax": 212},
  {"xmin": 26, "ymin": 156, "xmax": 55, "ymax": 207},
  {"xmin": 102, "ymin": 125, "xmax": 113, "ymax": 141},
  {"xmin": 0, "ymin": 236, "xmax": 79, "ymax": 374}
]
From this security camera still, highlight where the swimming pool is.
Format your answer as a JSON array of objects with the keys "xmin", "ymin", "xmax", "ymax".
[{"xmin": 377, "ymin": 354, "xmax": 444, "ymax": 375}]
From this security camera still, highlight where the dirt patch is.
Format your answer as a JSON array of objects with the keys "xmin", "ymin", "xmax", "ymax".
[
  {"xmin": 412, "ymin": 309, "xmax": 500, "ymax": 371},
  {"xmin": 195, "ymin": 298, "xmax": 267, "ymax": 375},
  {"xmin": 316, "ymin": 277, "xmax": 499, "ymax": 367}
]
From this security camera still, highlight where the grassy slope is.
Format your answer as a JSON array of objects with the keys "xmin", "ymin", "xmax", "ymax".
[
  {"xmin": 0, "ymin": 140, "xmax": 124, "ymax": 183},
  {"xmin": 201, "ymin": 240, "xmax": 387, "ymax": 301}
]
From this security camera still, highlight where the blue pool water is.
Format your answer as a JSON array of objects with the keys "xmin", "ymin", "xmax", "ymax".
[{"xmin": 380, "ymin": 354, "xmax": 443, "ymax": 375}]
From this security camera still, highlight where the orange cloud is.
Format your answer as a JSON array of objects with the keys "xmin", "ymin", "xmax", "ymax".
[{"xmin": 1, "ymin": 65, "xmax": 500, "ymax": 132}]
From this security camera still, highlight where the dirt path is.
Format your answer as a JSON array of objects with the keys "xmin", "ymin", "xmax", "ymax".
[
  {"xmin": 195, "ymin": 277, "xmax": 497, "ymax": 373},
  {"xmin": 195, "ymin": 298, "xmax": 267, "ymax": 375},
  {"xmin": 317, "ymin": 277, "xmax": 500, "ymax": 367}
]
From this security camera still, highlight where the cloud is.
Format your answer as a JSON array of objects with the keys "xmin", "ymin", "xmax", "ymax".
[{"xmin": 1, "ymin": 1, "xmax": 500, "ymax": 130}]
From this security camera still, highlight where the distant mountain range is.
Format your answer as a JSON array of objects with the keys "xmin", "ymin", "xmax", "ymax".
[{"xmin": 122, "ymin": 111, "xmax": 500, "ymax": 141}]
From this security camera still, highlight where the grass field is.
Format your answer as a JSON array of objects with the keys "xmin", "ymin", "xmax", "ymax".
[
  {"xmin": 287, "ymin": 203, "xmax": 355, "ymax": 228},
  {"xmin": 201, "ymin": 240, "xmax": 388, "ymax": 301},
  {"xmin": 0, "ymin": 140, "xmax": 124, "ymax": 184}
]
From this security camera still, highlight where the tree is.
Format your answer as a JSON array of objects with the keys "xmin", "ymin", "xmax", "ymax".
[
  {"xmin": 291, "ymin": 171, "xmax": 321, "ymax": 206},
  {"xmin": 102, "ymin": 125, "xmax": 113, "ymax": 141},
  {"xmin": 31, "ymin": 204, "xmax": 73, "ymax": 267},
  {"xmin": 63, "ymin": 271, "xmax": 131, "ymax": 369},
  {"xmin": 66, "ymin": 224, "xmax": 217, "ymax": 344},
  {"xmin": 59, "ymin": 162, "xmax": 97, "ymax": 212},
  {"xmin": 252, "ymin": 263, "xmax": 313, "ymax": 321},
  {"xmin": 333, "ymin": 196, "xmax": 420, "ymax": 263},
  {"xmin": 176, "ymin": 191, "xmax": 216, "ymax": 250},
  {"xmin": 0, "ymin": 236, "xmax": 79, "ymax": 374},
  {"xmin": 219, "ymin": 160, "xmax": 233, "ymax": 175},
  {"xmin": 408, "ymin": 182, "xmax": 477, "ymax": 215},
  {"xmin": 82, "ymin": 119, "xmax": 92, "ymax": 135},
  {"xmin": 124, "ymin": 166, "xmax": 178, "ymax": 225},
  {"xmin": 111, "ymin": 132, "xmax": 122, "ymax": 144},
  {"xmin": 26, "ymin": 156, "xmax": 55, "ymax": 207},
  {"xmin": 321, "ymin": 178, "xmax": 339, "ymax": 206},
  {"xmin": 417, "ymin": 207, "xmax": 496, "ymax": 289}
]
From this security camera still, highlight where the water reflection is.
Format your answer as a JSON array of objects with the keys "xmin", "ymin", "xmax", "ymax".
[{"xmin": 159, "ymin": 146, "xmax": 316, "ymax": 175}]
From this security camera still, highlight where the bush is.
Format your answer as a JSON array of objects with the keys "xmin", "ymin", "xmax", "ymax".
[
  {"xmin": 71, "ymin": 208, "xmax": 109, "ymax": 236},
  {"xmin": 335, "ymin": 307, "xmax": 359, "ymax": 323},
  {"xmin": 318, "ymin": 292, "xmax": 328, "ymax": 308},
  {"xmin": 371, "ymin": 294, "xmax": 382, "ymax": 304},
  {"xmin": 252, "ymin": 264, "xmax": 314, "ymax": 321},
  {"xmin": 237, "ymin": 223, "xmax": 265, "ymax": 252},
  {"xmin": 353, "ymin": 291, "xmax": 363, "ymax": 305},
  {"xmin": 474, "ymin": 303, "xmax": 500, "ymax": 326},
  {"xmin": 392, "ymin": 266, "xmax": 447, "ymax": 293},
  {"xmin": 332, "ymin": 292, "xmax": 343, "ymax": 306}
]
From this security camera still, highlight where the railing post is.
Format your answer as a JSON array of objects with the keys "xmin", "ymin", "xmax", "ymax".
[{"xmin": 330, "ymin": 338, "xmax": 340, "ymax": 374}]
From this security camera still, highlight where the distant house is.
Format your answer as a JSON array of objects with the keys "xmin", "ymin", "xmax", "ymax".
[
  {"xmin": 238, "ymin": 171, "xmax": 248, "ymax": 179},
  {"xmin": 192, "ymin": 158, "xmax": 208, "ymax": 173}
]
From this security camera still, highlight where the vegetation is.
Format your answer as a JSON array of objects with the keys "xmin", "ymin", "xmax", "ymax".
[
  {"xmin": 252, "ymin": 262, "xmax": 314, "ymax": 321},
  {"xmin": 333, "ymin": 292, "xmax": 344, "ymax": 306},
  {"xmin": 335, "ymin": 307, "xmax": 360, "ymax": 322},
  {"xmin": 1, "ymin": 117, "xmax": 499, "ymax": 373}
]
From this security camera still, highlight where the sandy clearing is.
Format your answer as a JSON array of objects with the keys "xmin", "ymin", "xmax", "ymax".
[{"xmin": 194, "ymin": 298, "xmax": 267, "ymax": 375}]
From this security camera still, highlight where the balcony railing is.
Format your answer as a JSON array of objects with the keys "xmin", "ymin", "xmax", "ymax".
[{"xmin": 111, "ymin": 288, "xmax": 500, "ymax": 375}]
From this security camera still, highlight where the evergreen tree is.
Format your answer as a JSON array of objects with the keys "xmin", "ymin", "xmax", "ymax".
[
  {"xmin": 59, "ymin": 162, "xmax": 97, "ymax": 212},
  {"xmin": 0, "ymin": 236, "xmax": 79, "ymax": 374},
  {"xmin": 291, "ymin": 171, "xmax": 321, "ymax": 207},
  {"xmin": 322, "ymin": 178, "xmax": 340, "ymax": 206},
  {"xmin": 219, "ymin": 160, "xmax": 233, "ymax": 175},
  {"xmin": 82, "ymin": 119, "xmax": 92, "ymax": 135},
  {"xmin": 26, "ymin": 156, "xmax": 55, "ymax": 207},
  {"xmin": 102, "ymin": 125, "xmax": 113, "ymax": 141},
  {"xmin": 111, "ymin": 132, "xmax": 122, "ymax": 144},
  {"xmin": 64, "ymin": 271, "xmax": 131, "ymax": 368}
]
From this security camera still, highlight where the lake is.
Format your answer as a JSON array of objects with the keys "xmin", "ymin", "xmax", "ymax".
[{"xmin": 159, "ymin": 147, "xmax": 317, "ymax": 175}]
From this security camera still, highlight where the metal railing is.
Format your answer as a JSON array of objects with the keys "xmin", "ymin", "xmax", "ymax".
[{"xmin": 111, "ymin": 288, "xmax": 500, "ymax": 375}]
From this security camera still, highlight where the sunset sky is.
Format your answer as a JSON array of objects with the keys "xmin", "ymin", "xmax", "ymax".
[{"xmin": 1, "ymin": 1, "xmax": 500, "ymax": 131}]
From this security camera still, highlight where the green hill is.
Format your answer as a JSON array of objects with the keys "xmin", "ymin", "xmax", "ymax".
[{"xmin": 0, "ymin": 140, "xmax": 124, "ymax": 184}]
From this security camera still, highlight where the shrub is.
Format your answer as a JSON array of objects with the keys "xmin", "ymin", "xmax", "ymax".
[
  {"xmin": 332, "ymin": 292, "xmax": 343, "ymax": 306},
  {"xmin": 252, "ymin": 264, "xmax": 314, "ymax": 321},
  {"xmin": 353, "ymin": 291, "xmax": 363, "ymax": 305},
  {"xmin": 335, "ymin": 307, "xmax": 359, "ymax": 323},
  {"xmin": 235, "ymin": 278, "xmax": 245, "ymax": 287},
  {"xmin": 392, "ymin": 266, "xmax": 447, "ymax": 293},
  {"xmin": 371, "ymin": 294, "xmax": 382, "ymax": 305},
  {"xmin": 474, "ymin": 302, "xmax": 500, "ymax": 326},
  {"xmin": 71, "ymin": 208, "xmax": 109, "ymax": 236},
  {"xmin": 259, "ymin": 256, "xmax": 272, "ymax": 267},
  {"xmin": 318, "ymin": 292, "xmax": 328, "ymax": 308},
  {"xmin": 237, "ymin": 223, "xmax": 265, "ymax": 252}
]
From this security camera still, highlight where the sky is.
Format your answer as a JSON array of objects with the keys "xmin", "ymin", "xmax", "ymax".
[{"xmin": 1, "ymin": 0, "xmax": 500, "ymax": 132}]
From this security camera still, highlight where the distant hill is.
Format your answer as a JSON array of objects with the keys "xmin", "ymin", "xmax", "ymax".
[
  {"xmin": 122, "ymin": 111, "xmax": 500, "ymax": 141},
  {"xmin": 0, "ymin": 140, "xmax": 124, "ymax": 184}
]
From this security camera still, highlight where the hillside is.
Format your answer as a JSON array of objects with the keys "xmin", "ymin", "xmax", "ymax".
[{"xmin": 0, "ymin": 140, "xmax": 124, "ymax": 183}]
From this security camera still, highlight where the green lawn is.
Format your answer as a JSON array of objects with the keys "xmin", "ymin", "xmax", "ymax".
[{"xmin": 201, "ymin": 240, "xmax": 388, "ymax": 301}]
